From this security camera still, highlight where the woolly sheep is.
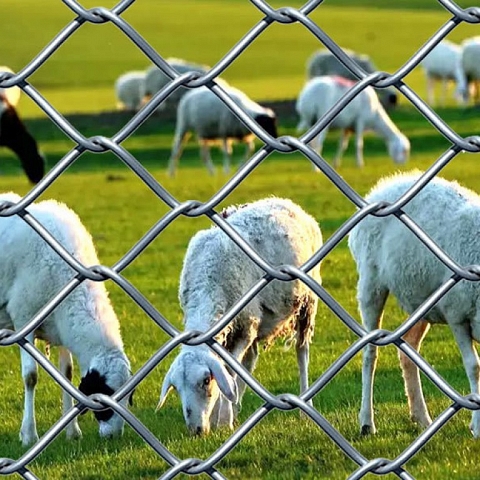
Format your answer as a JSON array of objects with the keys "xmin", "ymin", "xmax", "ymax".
[
  {"xmin": 461, "ymin": 36, "xmax": 480, "ymax": 104},
  {"xmin": 114, "ymin": 71, "xmax": 146, "ymax": 111},
  {"xmin": 419, "ymin": 40, "xmax": 467, "ymax": 106},
  {"xmin": 0, "ymin": 97, "xmax": 45, "ymax": 183},
  {"xmin": 0, "ymin": 193, "xmax": 132, "ymax": 445},
  {"xmin": 0, "ymin": 66, "xmax": 21, "ymax": 108},
  {"xmin": 167, "ymin": 84, "xmax": 278, "ymax": 177},
  {"xmin": 296, "ymin": 76, "xmax": 410, "ymax": 169},
  {"xmin": 348, "ymin": 171, "xmax": 480, "ymax": 437},
  {"xmin": 157, "ymin": 197, "xmax": 322, "ymax": 435},
  {"xmin": 143, "ymin": 58, "xmax": 210, "ymax": 111},
  {"xmin": 306, "ymin": 49, "xmax": 398, "ymax": 110}
]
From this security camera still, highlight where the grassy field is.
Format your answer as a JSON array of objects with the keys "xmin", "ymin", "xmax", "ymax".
[{"xmin": 1, "ymin": 0, "xmax": 480, "ymax": 479}]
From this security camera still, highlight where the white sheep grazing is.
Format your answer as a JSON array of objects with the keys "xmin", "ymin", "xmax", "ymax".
[
  {"xmin": 157, "ymin": 197, "xmax": 322, "ymax": 435},
  {"xmin": 348, "ymin": 170, "xmax": 480, "ymax": 437},
  {"xmin": 419, "ymin": 40, "xmax": 467, "ymax": 106},
  {"xmin": 143, "ymin": 58, "xmax": 210, "ymax": 110},
  {"xmin": 306, "ymin": 49, "xmax": 398, "ymax": 110},
  {"xmin": 461, "ymin": 36, "xmax": 480, "ymax": 104},
  {"xmin": 0, "ymin": 193, "xmax": 132, "ymax": 446},
  {"xmin": 114, "ymin": 71, "xmax": 146, "ymax": 111},
  {"xmin": 296, "ymin": 76, "xmax": 410, "ymax": 169},
  {"xmin": 167, "ymin": 84, "xmax": 278, "ymax": 177},
  {"xmin": 0, "ymin": 66, "xmax": 21, "ymax": 108}
]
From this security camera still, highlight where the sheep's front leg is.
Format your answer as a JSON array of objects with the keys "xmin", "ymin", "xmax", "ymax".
[
  {"xmin": 450, "ymin": 322, "xmax": 480, "ymax": 437},
  {"xmin": 398, "ymin": 319, "xmax": 432, "ymax": 428},
  {"xmin": 426, "ymin": 74, "xmax": 435, "ymax": 106},
  {"xmin": 358, "ymin": 276, "xmax": 388, "ymax": 435},
  {"xmin": 354, "ymin": 122, "xmax": 365, "ymax": 168},
  {"xmin": 235, "ymin": 340, "xmax": 259, "ymax": 413},
  {"xmin": 167, "ymin": 132, "xmax": 187, "ymax": 178},
  {"xmin": 229, "ymin": 319, "xmax": 259, "ymax": 418},
  {"xmin": 200, "ymin": 142, "xmax": 215, "ymax": 176},
  {"xmin": 332, "ymin": 130, "xmax": 350, "ymax": 169},
  {"xmin": 211, "ymin": 393, "xmax": 234, "ymax": 429},
  {"xmin": 310, "ymin": 129, "xmax": 328, "ymax": 172},
  {"xmin": 59, "ymin": 347, "xmax": 82, "ymax": 440},
  {"xmin": 20, "ymin": 333, "xmax": 39, "ymax": 446},
  {"xmin": 243, "ymin": 139, "xmax": 255, "ymax": 165},
  {"xmin": 221, "ymin": 139, "xmax": 232, "ymax": 175}
]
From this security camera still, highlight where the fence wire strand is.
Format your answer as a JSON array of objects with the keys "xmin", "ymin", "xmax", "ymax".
[{"xmin": 1, "ymin": 0, "xmax": 480, "ymax": 478}]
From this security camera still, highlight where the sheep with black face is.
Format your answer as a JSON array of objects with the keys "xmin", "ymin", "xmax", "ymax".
[{"xmin": 0, "ymin": 193, "xmax": 132, "ymax": 445}]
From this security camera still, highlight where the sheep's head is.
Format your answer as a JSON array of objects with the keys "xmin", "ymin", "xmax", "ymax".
[
  {"xmin": 255, "ymin": 109, "xmax": 278, "ymax": 138},
  {"xmin": 157, "ymin": 349, "xmax": 237, "ymax": 435},
  {"xmin": 79, "ymin": 354, "xmax": 133, "ymax": 439},
  {"xmin": 388, "ymin": 134, "xmax": 410, "ymax": 165}
]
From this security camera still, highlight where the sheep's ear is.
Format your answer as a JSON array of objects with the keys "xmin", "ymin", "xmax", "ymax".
[
  {"xmin": 207, "ymin": 356, "xmax": 237, "ymax": 403},
  {"xmin": 156, "ymin": 368, "xmax": 175, "ymax": 411}
]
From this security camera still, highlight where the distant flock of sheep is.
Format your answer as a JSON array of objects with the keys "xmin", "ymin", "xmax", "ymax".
[
  {"xmin": 111, "ymin": 37, "xmax": 480, "ymax": 175},
  {"xmin": 3, "ymin": 40, "xmax": 480, "ymax": 447}
]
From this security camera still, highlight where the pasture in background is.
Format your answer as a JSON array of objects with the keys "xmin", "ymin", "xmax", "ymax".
[{"xmin": 1, "ymin": 1, "xmax": 480, "ymax": 479}]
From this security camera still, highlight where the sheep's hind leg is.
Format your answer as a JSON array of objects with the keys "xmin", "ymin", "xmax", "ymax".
[
  {"xmin": 398, "ymin": 319, "xmax": 432, "ymax": 428},
  {"xmin": 450, "ymin": 321, "xmax": 480, "ymax": 437},
  {"xmin": 310, "ymin": 129, "xmax": 327, "ymax": 172},
  {"xmin": 358, "ymin": 275, "xmax": 388, "ymax": 435},
  {"xmin": 59, "ymin": 347, "xmax": 82, "ymax": 440},
  {"xmin": 295, "ymin": 297, "xmax": 317, "ymax": 408},
  {"xmin": 20, "ymin": 333, "xmax": 39, "ymax": 446}
]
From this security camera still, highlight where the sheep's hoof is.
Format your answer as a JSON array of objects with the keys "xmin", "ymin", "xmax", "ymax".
[
  {"xmin": 66, "ymin": 425, "xmax": 83, "ymax": 440},
  {"xmin": 20, "ymin": 430, "xmax": 39, "ymax": 447},
  {"xmin": 360, "ymin": 424, "xmax": 376, "ymax": 436}
]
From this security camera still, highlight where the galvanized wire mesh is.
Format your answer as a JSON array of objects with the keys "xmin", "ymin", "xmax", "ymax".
[{"xmin": 1, "ymin": 0, "xmax": 480, "ymax": 478}]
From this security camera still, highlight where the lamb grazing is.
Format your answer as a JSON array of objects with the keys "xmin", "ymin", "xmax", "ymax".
[
  {"xmin": 296, "ymin": 76, "xmax": 410, "ymax": 169},
  {"xmin": 157, "ymin": 198, "xmax": 322, "ymax": 435},
  {"xmin": 461, "ymin": 36, "xmax": 480, "ymax": 104},
  {"xmin": 348, "ymin": 170, "xmax": 480, "ymax": 437},
  {"xmin": 306, "ymin": 48, "xmax": 398, "ymax": 110},
  {"xmin": 167, "ymin": 84, "xmax": 277, "ymax": 177},
  {"xmin": 114, "ymin": 71, "xmax": 146, "ymax": 112},
  {"xmin": 0, "ymin": 66, "xmax": 21, "ymax": 108},
  {"xmin": 143, "ymin": 58, "xmax": 210, "ymax": 111},
  {"xmin": 0, "ymin": 96, "xmax": 45, "ymax": 184},
  {"xmin": 0, "ymin": 193, "xmax": 132, "ymax": 445},
  {"xmin": 419, "ymin": 40, "xmax": 467, "ymax": 106}
]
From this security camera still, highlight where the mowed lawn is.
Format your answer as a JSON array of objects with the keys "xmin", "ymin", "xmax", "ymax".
[{"xmin": 1, "ymin": 0, "xmax": 480, "ymax": 479}]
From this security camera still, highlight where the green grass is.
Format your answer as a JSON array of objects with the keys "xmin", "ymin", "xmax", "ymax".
[{"xmin": 2, "ymin": 0, "xmax": 480, "ymax": 479}]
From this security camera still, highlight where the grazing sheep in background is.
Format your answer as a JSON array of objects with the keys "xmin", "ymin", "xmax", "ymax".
[
  {"xmin": 419, "ymin": 40, "xmax": 467, "ymax": 106},
  {"xmin": 157, "ymin": 197, "xmax": 322, "ymax": 435},
  {"xmin": 0, "ymin": 97, "xmax": 45, "ymax": 183},
  {"xmin": 296, "ymin": 76, "xmax": 410, "ymax": 169},
  {"xmin": 0, "ymin": 193, "xmax": 132, "ymax": 445},
  {"xmin": 461, "ymin": 36, "xmax": 480, "ymax": 104},
  {"xmin": 0, "ymin": 66, "xmax": 21, "ymax": 108},
  {"xmin": 306, "ymin": 49, "xmax": 398, "ymax": 110},
  {"xmin": 349, "ymin": 171, "xmax": 480, "ymax": 437},
  {"xmin": 143, "ymin": 58, "xmax": 210, "ymax": 111},
  {"xmin": 114, "ymin": 71, "xmax": 146, "ymax": 112},
  {"xmin": 167, "ymin": 84, "xmax": 277, "ymax": 177}
]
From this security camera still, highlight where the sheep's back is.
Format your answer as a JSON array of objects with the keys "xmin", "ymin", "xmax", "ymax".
[{"xmin": 348, "ymin": 171, "xmax": 480, "ymax": 319}]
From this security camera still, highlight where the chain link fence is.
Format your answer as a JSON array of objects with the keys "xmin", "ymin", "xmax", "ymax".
[{"xmin": 1, "ymin": 0, "xmax": 480, "ymax": 478}]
